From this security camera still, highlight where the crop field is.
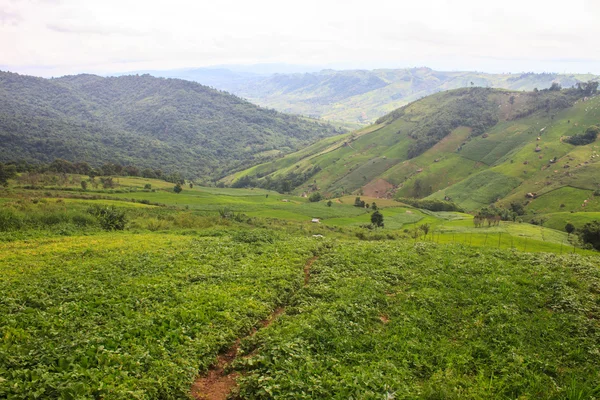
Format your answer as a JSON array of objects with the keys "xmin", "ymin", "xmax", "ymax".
[
  {"xmin": 0, "ymin": 176, "xmax": 599, "ymax": 399},
  {"xmin": 233, "ymin": 242, "xmax": 600, "ymax": 399},
  {"xmin": 0, "ymin": 232, "xmax": 318, "ymax": 399}
]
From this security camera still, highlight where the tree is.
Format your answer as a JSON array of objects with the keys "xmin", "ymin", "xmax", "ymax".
[
  {"xmin": 509, "ymin": 202, "xmax": 525, "ymax": 216},
  {"xmin": 174, "ymin": 183, "xmax": 183, "ymax": 194},
  {"xmin": 327, "ymin": 200, "xmax": 332, "ymax": 207},
  {"xmin": 80, "ymin": 180, "xmax": 88, "ymax": 191},
  {"xmin": 371, "ymin": 211, "xmax": 384, "ymax": 228},
  {"xmin": 354, "ymin": 196, "xmax": 365, "ymax": 208},
  {"xmin": 371, "ymin": 202, "xmax": 377, "ymax": 211},
  {"xmin": 578, "ymin": 221, "xmax": 600, "ymax": 250},
  {"xmin": 565, "ymin": 222, "xmax": 575, "ymax": 237},
  {"xmin": 419, "ymin": 223, "xmax": 430, "ymax": 237},
  {"xmin": 0, "ymin": 163, "xmax": 17, "ymax": 187},
  {"xmin": 189, "ymin": 182, "xmax": 194, "ymax": 188},
  {"xmin": 144, "ymin": 183, "xmax": 152, "ymax": 190},
  {"xmin": 549, "ymin": 82, "xmax": 562, "ymax": 91},
  {"xmin": 308, "ymin": 192, "xmax": 323, "ymax": 202}
]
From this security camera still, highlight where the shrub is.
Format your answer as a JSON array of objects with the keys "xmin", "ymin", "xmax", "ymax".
[
  {"xmin": 87, "ymin": 205, "xmax": 127, "ymax": 230},
  {"xmin": 308, "ymin": 192, "xmax": 323, "ymax": 202},
  {"xmin": 565, "ymin": 125, "xmax": 599, "ymax": 146},
  {"xmin": 578, "ymin": 221, "xmax": 600, "ymax": 250}
]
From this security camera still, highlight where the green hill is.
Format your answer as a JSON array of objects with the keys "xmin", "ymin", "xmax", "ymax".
[
  {"xmin": 226, "ymin": 85, "xmax": 600, "ymax": 219},
  {"xmin": 0, "ymin": 71, "xmax": 341, "ymax": 179},
  {"xmin": 209, "ymin": 68, "xmax": 598, "ymax": 124}
]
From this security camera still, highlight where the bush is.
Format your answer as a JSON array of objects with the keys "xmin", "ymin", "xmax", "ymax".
[
  {"xmin": 308, "ymin": 192, "xmax": 323, "ymax": 202},
  {"xmin": 0, "ymin": 209, "xmax": 23, "ymax": 231},
  {"xmin": 87, "ymin": 205, "xmax": 127, "ymax": 230},
  {"xmin": 565, "ymin": 125, "xmax": 599, "ymax": 146},
  {"xmin": 578, "ymin": 221, "xmax": 600, "ymax": 250}
]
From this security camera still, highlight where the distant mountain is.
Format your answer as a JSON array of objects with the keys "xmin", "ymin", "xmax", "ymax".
[
  {"xmin": 225, "ymin": 85, "xmax": 600, "ymax": 214},
  {"xmin": 0, "ymin": 71, "xmax": 342, "ymax": 179},
  {"xmin": 140, "ymin": 67, "xmax": 599, "ymax": 124}
]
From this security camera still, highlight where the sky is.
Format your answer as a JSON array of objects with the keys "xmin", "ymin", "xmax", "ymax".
[{"xmin": 1, "ymin": 0, "xmax": 600, "ymax": 77}]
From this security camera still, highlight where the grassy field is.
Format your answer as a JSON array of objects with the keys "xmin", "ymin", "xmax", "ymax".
[
  {"xmin": 233, "ymin": 242, "xmax": 600, "ymax": 399},
  {"xmin": 0, "ymin": 177, "xmax": 598, "ymax": 399},
  {"xmin": 0, "ymin": 232, "xmax": 317, "ymax": 399}
]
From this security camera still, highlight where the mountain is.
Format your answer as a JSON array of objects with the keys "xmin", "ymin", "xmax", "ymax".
[
  {"xmin": 149, "ymin": 67, "xmax": 598, "ymax": 124},
  {"xmin": 225, "ymin": 85, "xmax": 600, "ymax": 214},
  {"xmin": 0, "ymin": 71, "xmax": 342, "ymax": 179}
]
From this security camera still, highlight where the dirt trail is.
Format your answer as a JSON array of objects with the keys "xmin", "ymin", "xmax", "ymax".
[{"xmin": 191, "ymin": 256, "xmax": 318, "ymax": 400}]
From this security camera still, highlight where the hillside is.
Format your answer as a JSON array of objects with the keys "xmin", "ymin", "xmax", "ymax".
[
  {"xmin": 159, "ymin": 67, "xmax": 599, "ymax": 124},
  {"xmin": 0, "ymin": 71, "xmax": 341, "ymax": 179},
  {"xmin": 226, "ymin": 85, "xmax": 600, "ymax": 217}
]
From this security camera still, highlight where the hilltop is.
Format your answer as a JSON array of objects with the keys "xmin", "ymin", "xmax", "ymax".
[
  {"xmin": 154, "ymin": 67, "xmax": 599, "ymax": 124},
  {"xmin": 0, "ymin": 71, "xmax": 341, "ymax": 179},
  {"xmin": 226, "ymin": 85, "xmax": 600, "ymax": 221}
]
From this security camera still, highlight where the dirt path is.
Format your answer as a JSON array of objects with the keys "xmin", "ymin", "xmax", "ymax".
[{"xmin": 191, "ymin": 256, "xmax": 318, "ymax": 400}]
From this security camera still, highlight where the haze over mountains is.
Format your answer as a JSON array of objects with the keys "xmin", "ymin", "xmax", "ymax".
[{"xmin": 127, "ymin": 66, "xmax": 600, "ymax": 124}]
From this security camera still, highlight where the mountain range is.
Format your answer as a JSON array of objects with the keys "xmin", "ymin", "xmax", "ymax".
[
  {"xmin": 129, "ymin": 67, "xmax": 599, "ymax": 124},
  {"xmin": 0, "ymin": 71, "xmax": 341, "ymax": 179}
]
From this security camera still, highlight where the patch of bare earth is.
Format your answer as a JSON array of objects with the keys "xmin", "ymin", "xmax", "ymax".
[
  {"xmin": 191, "ymin": 256, "xmax": 318, "ymax": 400},
  {"xmin": 362, "ymin": 178, "xmax": 394, "ymax": 198}
]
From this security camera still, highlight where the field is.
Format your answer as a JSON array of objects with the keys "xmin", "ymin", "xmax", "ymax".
[
  {"xmin": 233, "ymin": 242, "xmax": 600, "ymax": 399},
  {"xmin": 0, "ymin": 176, "xmax": 599, "ymax": 399}
]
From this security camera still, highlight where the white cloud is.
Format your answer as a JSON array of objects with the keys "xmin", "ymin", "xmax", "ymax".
[{"xmin": 1, "ymin": 0, "xmax": 599, "ymax": 76}]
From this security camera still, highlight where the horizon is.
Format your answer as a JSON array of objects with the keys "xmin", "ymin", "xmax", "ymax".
[
  {"xmin": 1, "ymin": 63, "xmax": 599, "ymax": 80},
  {"xmin": 2, "ymin": 0, "xmax": 600, "ymax": 77}
]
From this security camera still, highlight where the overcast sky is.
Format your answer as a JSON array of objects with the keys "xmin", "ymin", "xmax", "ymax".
[{"xmin": 2, "ymin": 0, "xmax": 600, "ymax": 77}]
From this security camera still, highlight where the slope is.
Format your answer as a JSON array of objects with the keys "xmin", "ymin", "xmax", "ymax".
[
  {"xmin": 227, "ymin": 85, "xmax": 600, "ymax": 214},
  {"xmin": 0, "ymin": 71, "xmax": 341, "ymax": 179}
]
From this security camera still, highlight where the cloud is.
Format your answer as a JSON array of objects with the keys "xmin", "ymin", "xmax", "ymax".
[
  {"xmin": 2, "ymin": 0, "xmax": 600, "ymax": 76},
  {"xmin": 0, "ymin": 9, "xmax": 22, "ymax": 25},
  {"xmin": 46, "ymin": 22, "xmax": 143, "ymax": 36}
]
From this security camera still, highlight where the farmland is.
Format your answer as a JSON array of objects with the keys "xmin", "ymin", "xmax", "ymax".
[{"xmin": 0, "ymin": 175, "xmax": 599, "ymax": 399}]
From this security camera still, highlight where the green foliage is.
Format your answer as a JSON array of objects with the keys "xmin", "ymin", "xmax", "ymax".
[
  {"xmin": 370, "ymin": 210, "xmax": 384, "ymax": 227},
  {"xmin": 0, "ymin": 234, "xmax": 314, "ymax": 398},
  {"xmin": 144, "ymin": 183, "xmax": 152, "ymax": 190},
  {"xmin": 565, "ymin": 125, "xmax": 599, "ymax": 146},
  {"xmin": 398, "ymin": 197, "xmax": 464, "ymax": 212},
  {"xmin": 327, "ymin": 200, "xmax": 332, "ymax": 207},
  {"xmin": 173, "ymin": 183, "xmax": 183, "ymax": 194},
  {"xmin": 0, "ymin": 71, "xmax": 339, "ymax": 179},
  {"xmin": 308, "ymin": 192, "xmax": 323, "ymax": 202},
  {"xmin": 232, "ymin": 229, "xmax": 279, "ymax": 244},
  {"xmin": 235, "ymin": 243, "xmax": 600, "ymax": 398},
  {"xmin": 354, "ymin": 196, "xmax": 366, "ymax": 208},
  {"xmin": 0, "ymin": 162, "xmax": 17, "ymax": 187},
  {"xmin": 87, "ymin": 205, "xmax": 126, "ymax": 230},
  {"xmin": 565, "ymin": 222, "xmax": 576, "ymax": 236},
  {"xmin": 578, "ymin": 220, "xmax": 600, "ymax": 250}
]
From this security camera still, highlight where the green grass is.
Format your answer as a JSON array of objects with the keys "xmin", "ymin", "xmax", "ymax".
[
  {"xmin": 0, "ymin": 233, "xmax": 317, "ymax": 399},
  {"xmin": 233, "ymin": 242, "xmax": 600, "ymax": 399},
  {"xmin": 428, "ymin": 170, "xmax": 522, "ymax": 211}
]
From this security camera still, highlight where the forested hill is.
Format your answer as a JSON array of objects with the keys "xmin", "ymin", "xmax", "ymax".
[{"xmin": 0, "ymin": 71, "xmax": 341, "ymax": 179}]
